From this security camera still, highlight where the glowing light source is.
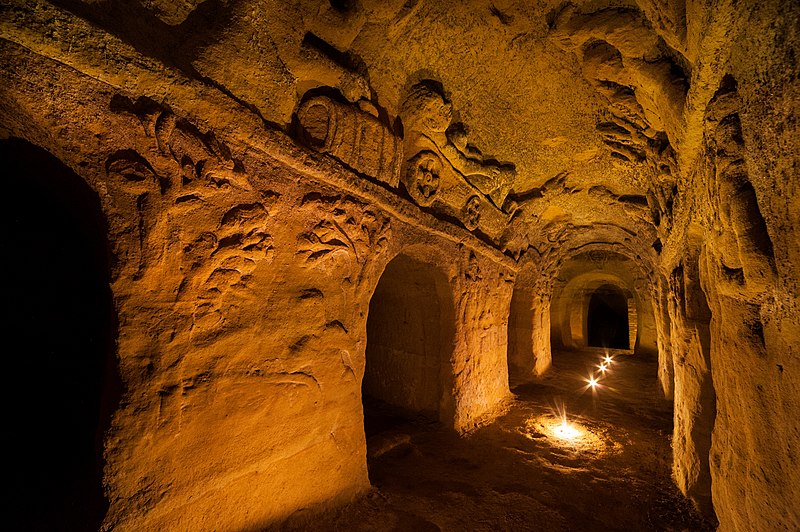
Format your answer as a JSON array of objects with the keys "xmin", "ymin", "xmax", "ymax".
[
  {"xmin": 603, "ymin": 354, "xmax": 613, "ymax": 365},
  {"xmin": 552, "ymin": 419, "xmax": 582, "ymax": 440},
  {"xmin": 588, "ymin": 376, "xmax": 599, "ymax": 387},
  {"xmin": 599, "ymin": 363, "xmax": 608, "ymax": 372}
]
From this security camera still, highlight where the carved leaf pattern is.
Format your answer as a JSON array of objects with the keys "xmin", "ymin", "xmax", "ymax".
[{"xmin": 297, "ymin": 195, "xmax": 390, "ymax": 266}]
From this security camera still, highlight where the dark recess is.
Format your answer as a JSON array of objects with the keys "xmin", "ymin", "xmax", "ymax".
[
  {"xmin": 587, "ymin": 285, "xmax": 630, "ymax": 349},
  {"xmin": 1, "ymin": 139, "xmax": 120, "ymax": 531}
]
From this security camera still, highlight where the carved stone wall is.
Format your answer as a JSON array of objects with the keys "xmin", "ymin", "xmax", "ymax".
[
  {"xmin": 1, "ymin": 0, "xmax": 798, "ymax": 530},
  {"xmin": 666, "ymin": 245, "xmax": 716, "ymax": 518},
  {"xmin": 0, "ymin": 41, "xmax": 516, "ymax": 530},
  {"xmin": 692, "ymin": 69, "xmax": 800, "ymax": 528}
]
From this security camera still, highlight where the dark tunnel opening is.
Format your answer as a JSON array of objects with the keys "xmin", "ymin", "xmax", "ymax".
[
  {"xmin": 363, "ymin": 254, "xmax": 453, "ymax": 442},
  {"xmin": 587, "ymin": 284, "xmax": 630, "ymax": 349},
  {"xmin": 2, "ymin": 138, "xmax": 119, "ymax": 530}
]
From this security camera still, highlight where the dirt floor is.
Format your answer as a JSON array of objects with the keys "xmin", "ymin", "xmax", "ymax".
[{"xmin": 284, "ymin": 349, "xmax": 714, "ymax": 531}]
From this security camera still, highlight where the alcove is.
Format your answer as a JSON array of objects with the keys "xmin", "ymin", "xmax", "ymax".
[
  {"xmin": 507, "ymin": 288, "xmax": 534, "ymax": 385},
  {"xmin": 2, "ymin": 139, "xmax": 118, "ymax": 530},
  {"xmin": 362, "ymin": 253, "xmax": 454, "ymax": 440}
]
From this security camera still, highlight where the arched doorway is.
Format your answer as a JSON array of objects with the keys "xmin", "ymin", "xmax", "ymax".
[
  {"xmin": 587, "ymin": 284, "xmax": 630, "ymax": 349},
  {"xmin": 2, "ymin": 139, "xmax": 118, "ymax": 530},
  {"xmin": 507, "ymin": 288, "xmax": 534, "ymax": 385},
  {"xmin": 362, "ymin": 253, "xmax": 454, "ymax": 441}
]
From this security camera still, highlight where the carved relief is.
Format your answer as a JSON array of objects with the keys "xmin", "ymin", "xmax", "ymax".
[
  {"xmin": 704, "ymin": 76, "xmax": 776, "ymax": 297},
  {"xmin": 106, "ymin": 150, "xmax": 162, "ymax": 191},
  {"xmin": 399, "ymin": 82, "xmax": 517, "ymax": 240},
  {"xmin": 106, "ymin": 94, "xmax": 279, "ymax": 341},
  {"xmin": 296, "ymin": 194, "xmax": 391, "ymax": 279},
  {"xmin": 296, "ymin": 95, "xmax": 402, "ymax": 187},
  {"xmin": 110, "ymin": 94, "xmax": 247, "ymax": 190},
  {"xmin": 463, "ymin": 249, "xmax": 483, "ymax": 281},
  {"xmin": 105, "ymin": 149, "xmax": 164, "ymax": 279},
  {"xmin": 588, "ymin": 250, "xmax": 612, "ymax": 270},
  {"xmin": 405, "ymin": 151, "xmax": 441, "ymax": 206},
  {"xmin": 180, "ymin": 199, "xmax": 277, "ymax": 342},
  {"xmin": 462, "ymin": 196, "xmax": 481, "ymax": 230}
]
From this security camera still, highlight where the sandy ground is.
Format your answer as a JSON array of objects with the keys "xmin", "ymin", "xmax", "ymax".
[{"xmin": 284, "ymin": 349, "xmax": 714, "ymax": 531}]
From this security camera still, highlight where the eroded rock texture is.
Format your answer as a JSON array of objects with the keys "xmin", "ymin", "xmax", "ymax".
[{"xmin": 0, "ymin": 0, "xmax": 797, "ymax": 530}]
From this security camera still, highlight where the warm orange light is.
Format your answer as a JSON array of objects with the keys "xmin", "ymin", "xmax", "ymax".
[
  {"xmin": 552, "ymin": 419, "xmax": 582, "ymax": 440},
  {"xmin": 588, "ymin": 376, "xmax": 599, "ymax": 387},
  {"xmin": 599, "ymin": 363, "xmax": 607, "ymax": 372},
  {"xmin": 603, "ymin": 354, "xmax": 613, "ymax": 365}
]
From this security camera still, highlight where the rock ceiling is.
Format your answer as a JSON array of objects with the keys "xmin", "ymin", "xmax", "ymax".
[
  {"xmin": 125, "ymin": 0, "xmax": 649, "ymax": 194},
  {"xmin": 9, "ymin": 0, "xmax": 738, "ymax": 269}
]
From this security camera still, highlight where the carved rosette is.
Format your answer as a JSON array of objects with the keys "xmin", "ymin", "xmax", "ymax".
[
  {"xmin": 404, "ymin": 151, "xmax": 442, "ymax": 207},
  {"xmin": 462, "ymin": 195, "xmax": 481, "ymax": 230}
]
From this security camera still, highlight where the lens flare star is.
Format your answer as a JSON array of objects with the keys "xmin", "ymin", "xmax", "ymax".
[{"xmin": 552, "ymin": 418, "xmax": 582, "ymax": 440}]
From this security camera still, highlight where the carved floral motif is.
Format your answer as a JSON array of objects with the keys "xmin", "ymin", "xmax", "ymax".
[
  {"xmin": 296, "ymin": 194, "xmax": 391, "ymax": 269},
  {"xmin": 405, "ymin": 151, "xmax": 442, "ymax": 207},
  {"xmin": 463, "ymin": 195, "xmax": 482, "ymax": 230}
]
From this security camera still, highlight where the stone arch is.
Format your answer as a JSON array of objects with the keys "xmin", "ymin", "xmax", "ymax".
[
  {"xmin": 550, "ymin": 270, "xmax": 656, "ymax": 356},
  {"xmin": 362, "ymin": 250, "xmax": 456, "ymax": 439},
  {"xmin": 2, "ymin": 138, "xmax": 119, "ymax": 530}
]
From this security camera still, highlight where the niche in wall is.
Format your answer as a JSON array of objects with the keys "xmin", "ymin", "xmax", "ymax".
[
  {"xmin": 507, "ymin": 288, "xmax": 534, "ymax": 384},
  {"xmin": 363, "ymin": 254, "xmax": 454, "ymax": 438},
  {"xmin": 2, "ymin": 138, "xmax": 119, "ymax": 530}
]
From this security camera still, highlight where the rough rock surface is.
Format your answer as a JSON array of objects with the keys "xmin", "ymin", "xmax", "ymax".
[{"xmin": 0, "ymin": 0, "xmax": 797, "ymax": 530}]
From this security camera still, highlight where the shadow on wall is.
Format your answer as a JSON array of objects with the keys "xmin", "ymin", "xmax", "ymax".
[
  {"xmin": 362, "ymin": 253, "xmax": 455, "ymax": 441},
  {"xmin": 1, "ymin": 139, "xmax": 120, "ymax": 530}
]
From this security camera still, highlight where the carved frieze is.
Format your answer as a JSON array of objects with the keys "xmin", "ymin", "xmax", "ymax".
[
  {"xmin": 296, "ymin": 95, "xmax": 402, "ymax": 187},
  {"xmin": 110, "ymin": 95, "xmax": 247, "ymax": 190},
  {"xmin": 296, "ymin": 194, "xmax": 391, "ymax": 278},
  {"xmin": 106, "ymin": 94, "xmax": 278, "ymax": 341},
  {"xmin": 399, "ymin": 82, "xmax": 516, "ymax": 241}
]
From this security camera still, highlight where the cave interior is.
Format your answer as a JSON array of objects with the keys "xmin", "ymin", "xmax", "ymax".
[{"xmin": 0, "ymin": 0, "xmax": 798, "ymax": 530}]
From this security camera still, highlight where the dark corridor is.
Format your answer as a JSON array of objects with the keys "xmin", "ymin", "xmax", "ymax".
[
  {"xmin": 2, "ymin": 139, "xmax": 118, "ymax": 531},
  {"xmin": 587, "ymin": 285, "xmax": 630, "ymax": 349}
]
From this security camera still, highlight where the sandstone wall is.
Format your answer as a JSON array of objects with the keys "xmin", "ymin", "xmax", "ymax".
[
  {"xmin": 657, "ymin": 2, "xmax": 800, "ymax": 526},
  {"xmin": 0, "ymin": 36, "xmax": 515, "ymax": 530},
  {"xmin": 698, "ymin": 2, "xmax": 800, "ymax": 526},
  {"xmin": 1, "ymin": 0, "xmax": 798, "ymax": 530}
]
